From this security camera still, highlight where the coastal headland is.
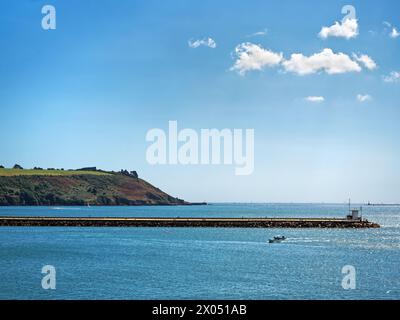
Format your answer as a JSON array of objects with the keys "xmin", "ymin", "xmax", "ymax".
[{"xmin": 0, "ymin": 166, "xmax": 203, "ymax": 206}]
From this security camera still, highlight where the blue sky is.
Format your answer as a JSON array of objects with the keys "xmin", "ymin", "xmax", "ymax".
[{"xmin": 0, "ymin": 0, "xmax": 399, "ymax": 203}]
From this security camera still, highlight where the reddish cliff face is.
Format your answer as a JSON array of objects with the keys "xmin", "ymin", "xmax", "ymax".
[{"xmin": 0, "ymin": 173, "xmax": 187, "ymax": 206}]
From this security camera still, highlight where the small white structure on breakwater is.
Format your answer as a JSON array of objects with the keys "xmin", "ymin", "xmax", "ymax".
[
  {"xmin": 346, "ymin": 199, "xmax": 362, "ymax": 221},
  {"xmin": 347, "ymin": 209, "xmax": 362, "ymax": 221}
]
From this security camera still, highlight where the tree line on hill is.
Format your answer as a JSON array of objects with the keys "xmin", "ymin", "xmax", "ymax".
[{"xmin": 0, "ymin": 164, "xmax": 63, "ymax": 170}]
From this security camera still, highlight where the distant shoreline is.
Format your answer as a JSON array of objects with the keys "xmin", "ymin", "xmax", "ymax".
[
  {"xmin": 366, "ymin": 203, "xmax": 400, "ymax": 207},
  {"xmin": 0, "ymin": 202, "xmax": 208, "ymax": 207}
]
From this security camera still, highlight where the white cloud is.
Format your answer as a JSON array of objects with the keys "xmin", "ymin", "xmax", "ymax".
[
  {"xmin": 230, "ymin": 43, "xmax": 283, "ymax": 75},
  {"xmin": 247, "ymin": 29, "xmax": 268, "ymax": 37},
  {"xmin": 382, "ymin": 22, "xmax": 399, "ymax": 39},
  {"xmin": 188, "ymin": 38, "xmax": 217, "ymax": 49},
  {"xmin": 306, "ymin": 96, "xmax": 325, "ymax": 103},
  {"xmin": 357, "ymin": 94, "xmax": 372, "ymax": 102},
  {"xmin": 352, "ymin": 54, "xmax": 377, "ymax": 70},
  {"xmin": 383, "ymin": 71, "xmax": 400, "ymax": 83},
  {"xmin": 282, "ymin": 48, "xmax": 361, "ymax": 75},
  {"xmin": 319, "ymin": 18, "xmax": 359, "ymax": 39},
  {"xmin": 390, "ymin": 28, "xmax": 400, "ymax": 39}
]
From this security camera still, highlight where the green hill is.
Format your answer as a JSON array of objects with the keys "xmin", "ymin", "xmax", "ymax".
[{"xmin": 0, "ymin": 168, "xmax": 187, "ymax": 206}]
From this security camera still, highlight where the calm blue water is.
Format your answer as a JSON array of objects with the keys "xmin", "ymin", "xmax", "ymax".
[{"xmin": 0, "ymin": 203, "xmax": 399, "ymax": 300}]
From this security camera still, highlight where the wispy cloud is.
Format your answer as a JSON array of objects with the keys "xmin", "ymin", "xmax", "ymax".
[
  {"xmin": 357, "ymin": 94, "xmax": 372, "ymax": 102},
  {"xmin": 230, "ymin": 43, "xmax": 283, "ymax": 75},
  {"xmin": 305, "ymin": 96, "xmax": 325, "ymax": 103},
  {"xmin": 319, "ymin": 18, "xmax": 358, "ymax": 39},
  {"xmin": 383, "ymin": 71, "xmax": 400, "ymax": 83},
  {"xmin": 247, "ymin": 29, "xmax": 268, "ymax": 37},
  {"xmin": 188, "ymin": 37, "xmax": 217, "ymax": 49},
  {"xmin": 282, "ymin": 49, "xmax": 361, "ymax": 75},
  {"xmin": 383, "ymin": 21, "xmax": 392, "ymax": 28},
  {"xmin": 352, "ymin": 54, "xmax": 377, "ymax": 70}
]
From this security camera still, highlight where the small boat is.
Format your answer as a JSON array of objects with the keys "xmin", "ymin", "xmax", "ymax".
[{"xmin": 268, "ymin": 236, "xmax": 286, "ymax": 243}]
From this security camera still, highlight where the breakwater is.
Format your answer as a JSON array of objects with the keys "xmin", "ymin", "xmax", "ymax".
[{"xmin": 0, "ymin": 216, "xmax": 380, "ymax": 228}]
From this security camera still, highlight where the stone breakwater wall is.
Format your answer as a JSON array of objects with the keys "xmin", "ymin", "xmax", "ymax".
[{"xmin": 0, "ymin": 217, "xmax": 380, "ymax": 228}]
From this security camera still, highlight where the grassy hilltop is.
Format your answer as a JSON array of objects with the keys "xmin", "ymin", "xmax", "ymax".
[
  {"xmin": 0, "ymin": 167, "xmax": 187, "ymax": 206},
  {"xmin": 0, "ymin": 168, "xmax": 108, "ymax": 177}
]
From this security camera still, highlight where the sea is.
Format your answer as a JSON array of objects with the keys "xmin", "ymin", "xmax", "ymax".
[{"xmin": 0, "ymin": 203, "xmax": 399, "ymax": 300}]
